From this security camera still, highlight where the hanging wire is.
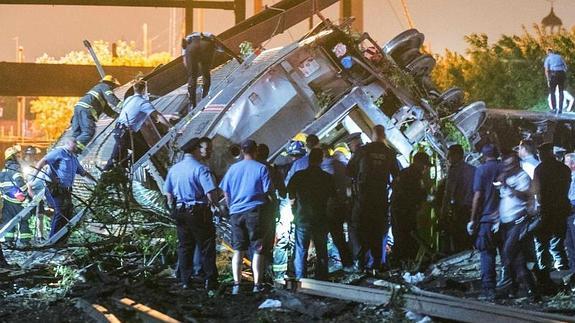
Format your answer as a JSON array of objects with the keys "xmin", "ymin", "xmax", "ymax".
[{"xmin": 387, "ymin": 0, "xmax": 406, "ymax": 30}]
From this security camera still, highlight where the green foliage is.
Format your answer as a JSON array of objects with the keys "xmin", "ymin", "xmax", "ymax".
[
  {"xmin": 432, "ymin": 25, "xmax": 575, "ymax": 110},
  {"xmin": 239, "ymin": 41, "xmax": 254, "ymax": 58},
  {"xmin": 31, "ymin": 41, "xmax": 173, "ymax": 141},
  {"xmin": 441, "ymin": 119, "xmax": 471, "ymax": 152},
  {"xmin": 53, "ymin": 265, "xmax": 82, "ymax": 296}
]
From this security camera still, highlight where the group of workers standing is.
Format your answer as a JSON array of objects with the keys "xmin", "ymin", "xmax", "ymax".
[
  {"xmin": 454, "ymin": 140, "xmax": 575, "ymax": 301},
  {"xmin": 163, "ymin": 124, "xmax": 439, "ymax": 294}
]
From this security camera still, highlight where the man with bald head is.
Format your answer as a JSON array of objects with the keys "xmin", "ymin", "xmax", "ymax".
[{"xmin": 347, "ymin": 125, "xmax": 399, "ymax": 273}]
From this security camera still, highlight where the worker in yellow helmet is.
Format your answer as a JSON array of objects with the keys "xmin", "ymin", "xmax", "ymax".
[
  {"xmin": 70, "ymin": 75, "xmax": 121, "ymax": 152},
  {"xmin": 0, "ymin": 144, "xmax": 34, "ymax": 247}
]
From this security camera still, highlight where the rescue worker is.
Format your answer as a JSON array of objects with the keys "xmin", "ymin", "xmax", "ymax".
[
  {"xmin": 219, "ymin": 140, "xmax": 271, "ymax": 295},
  {"xmin": 71, "ymin": 75, "xmax": 121, "ymax": 152},
  {"xmin": 391, "ymin": 152, "xmax": 432, "ymax": 265},
  {"xmin": 516, "ymin": 139, "xmax": 539, "ymax": 179},
  {"xmin": 347, "ymin": 125, "xmax": 399, "ymax": 273},
  {"xmin": 496, "ymin": 152, "xmax": 536, "ymax": 299},
  {"xmin": 31, "ymin": 137, "xmax": 97, "ymax": 240},
  {"xmin": 284, "ymin": 134, "xmax": 320, "ymax": 185},
  {"xmin": 544, "ymin": 48, "xmax": 568, "ymax": 114},
  {"xmin": 441, "ymin": 144, "xmax": 475, "ymax": 253},
  {"xmin": 467, "ymin": 144, "xmax": 501, "ymax": 301},
  {"xmin": 0, "ymin": 145, "xmax": 33, "ymax": 246},
  {"xmin": 164, "ymin": 138, "xmax": 219, "ymax": 291},
  {"xmin": 320, "ymin": 143, "xmax": 353, "ymax": 269},
  {"xmin": 532, "ymin": 143, "xmax": 571, "ymax": 285},
  {"xmin": 287, "ymin": 148, "xmax": 335, "ymax": 280},
  {"xmin": 182, "ymin": 32, "xmax": 243, "ymax": 109},
  {"xmin": 103, "ymin": 79, "xmax": 170, "ymax": 171}
]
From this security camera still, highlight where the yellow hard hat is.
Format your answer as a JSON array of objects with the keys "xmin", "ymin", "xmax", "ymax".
[
  {"xmin": 4, "ymin": 144, "xmax": 21, "ymax": 160},
  {"xmin": 334, "ymin": 145, "xmax": 350, "ymax": 156},
  {"xmin": 292, "ymin": 133, "xmax": 307, "ymax": 142},
  {"xmin": 101, "ymin": 75, "xmax": 120, "ymax": 85}
]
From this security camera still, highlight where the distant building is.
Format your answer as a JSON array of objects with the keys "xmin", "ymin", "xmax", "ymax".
[{"xmin": 541, "ymin": 5, "xmax": 563, "ymax": 33}]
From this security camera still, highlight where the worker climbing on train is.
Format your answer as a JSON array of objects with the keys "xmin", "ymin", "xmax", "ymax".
[
  {"xmin": 182, "ymin": 32, "xmax": 244, "ymax": 110},
  {"xmin": 71, "ymin": 75, "xmax": 121, "ymax": 152},
  {"xmin": 0, "ymin": 145, "xmax": 34, "ymax": 247}
]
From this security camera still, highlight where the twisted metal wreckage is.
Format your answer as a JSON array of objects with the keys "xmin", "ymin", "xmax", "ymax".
[{"xmin": 0, "ymin": 12, "xmax": 489, "ymax": 271}]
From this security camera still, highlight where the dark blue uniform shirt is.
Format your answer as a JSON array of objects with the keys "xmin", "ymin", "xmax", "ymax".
[{"xmin": 472, "ymin": 159, "xmax": 500, "ymax": 222}]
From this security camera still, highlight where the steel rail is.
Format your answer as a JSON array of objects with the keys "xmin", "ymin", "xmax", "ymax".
[{"xmin": 291, "ymin": 278, "xmax": 575, "ymax": 323}]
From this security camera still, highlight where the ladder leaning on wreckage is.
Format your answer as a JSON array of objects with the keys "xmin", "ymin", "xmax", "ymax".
[{"xmin": 0, "ymin": 0, "xmax": 344, "ymax": 253}]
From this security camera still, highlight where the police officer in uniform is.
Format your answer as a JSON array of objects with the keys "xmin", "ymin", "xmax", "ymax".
[
  {"xmin": 347, "ymin": 125, "xmax": 399, "ymax": 272},
  {"xmin": 0, "ymin": 145, "xmax": 33, "ymax": 246},
  {"xmin": 103, "ymin": 79, "xmax": 170, "ymax": 171},
  {"xmin": 164, "ymin": 138, "xmax": 219, "ymax": 290},
  {"xmin": 71, "ymin": 75, "xmax": 121, "ymax": 152},
  {"xmin": 32, "ymin": 137, "xmax": 96, "ymax": 240},
  {"xmin": 182, "ymin": 32, "xmax": 243, "ymax": 109}
]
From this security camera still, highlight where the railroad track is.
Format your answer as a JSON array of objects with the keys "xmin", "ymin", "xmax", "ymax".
[
  {"xmin": 286, "ymin": 278, "xmax": 575, "ymax": 323},
  {"xmin": 76, "ymin": 297, "xmax": 186, "ymax": 323},
  {"xmin": 74, "ymin": 276, "xmax": 575, "ymax": 323}
]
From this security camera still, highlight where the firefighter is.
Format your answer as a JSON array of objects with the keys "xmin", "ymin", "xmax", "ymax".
[
  {"xmin": 0, "ymin": 145, "xmax": 34, "ymax": 247},
  {"xmin": 182, "ymin": 32, "xmax": 243, "ymax": 110},
  {"xmin": 31, "ymin": 137, "xmax": 96, "ymax": 240},
  {"xmin": 71, "ymin": 75, "xmax": 121, "ymax": 152}
]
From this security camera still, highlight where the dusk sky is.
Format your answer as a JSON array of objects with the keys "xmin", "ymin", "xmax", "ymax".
[{"xmin": 0, "ymin": 0, "xmax": 572, "ymax": 62}]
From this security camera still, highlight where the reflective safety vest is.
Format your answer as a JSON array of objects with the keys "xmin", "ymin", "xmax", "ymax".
[
  {"xmin": 75, "ymin": 82, "xmax": 120, "ymax": 119},
  {"xmin": 0, "ymin": 159, "xmax": 28, "ymax": 204}
]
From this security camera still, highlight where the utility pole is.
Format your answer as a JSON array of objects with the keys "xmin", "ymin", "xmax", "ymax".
[
  {"xmin": 143, "ymin": 23, "xmax": 149, "ymax": 57},
  {"xmin": 17, "ymin": 45, "xmax": 25, "ymax": 143}
]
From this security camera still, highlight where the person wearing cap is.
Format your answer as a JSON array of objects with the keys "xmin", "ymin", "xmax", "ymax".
[
  {"xmin": 284, "ymin": 134, "xmax": 320, "ymax": 185},
  {"xmin": 219, "ymin": 139, "xmax": 272, "ymax": 294},
  {"xmin": 182, "ymin": 32, "xmax": 243, "ymax": 110},
  {"xmin": 496, "ymin": 152, "xmax": 536, "ymax": 298},
  {"xmin": 390, "ymin": 151, "xmax": 432, "ymax": 265},
  {"xmin": 544, "ymin": 48, "xmax": 568, "ymax": 114},
  {"xmin": 532, "ymin": 142, "xmax": 571, "ymax": 283},
  {"xmin": 102, "ymin": 79, "xmax": 170, "ymax": 171},
  {"xmin": 164, "ymin": 137, "xmax": 219, "ymax": 291},
  {"xmin": 516, "ymin": 140, "xmax": 539, "ymax": 179},
  {"xmin": 467, "ymin": 143, "xmax": 501, "ymax": 301},
  {"xmin": 31, "ymin": 137, "xmax": 97, "ymax": 240},
  {"xmin": 563, "ymin": 153, "xmax": 575, "ymax": 272},
  {"xmin": 553, "ymin": 146, "xmax": 567, "ymax": 163},
  {"xmin": 319, "ymin": 143, "xmax": 353, "ymax": 270},
  {"xmin": 441, "ymin": 144, "xmax": 476, "ymax": 253},
  {"xmin": 287, "ymin": 148, "xmax": 335, "ymax": 280},
  {"xmin": 0, "ymin": 144, "xmax": 34, "ymax": 246},
  {"xmin": 71, "ymin": 75, "xmax": 121, "ymax": 152},
  {"xmin": 347, "ymin": 125, "xmax": 399, "ymax": 273},
  {"xmin": 345, "ymin": 132, "xmax": 364, "ymax": 155}
]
